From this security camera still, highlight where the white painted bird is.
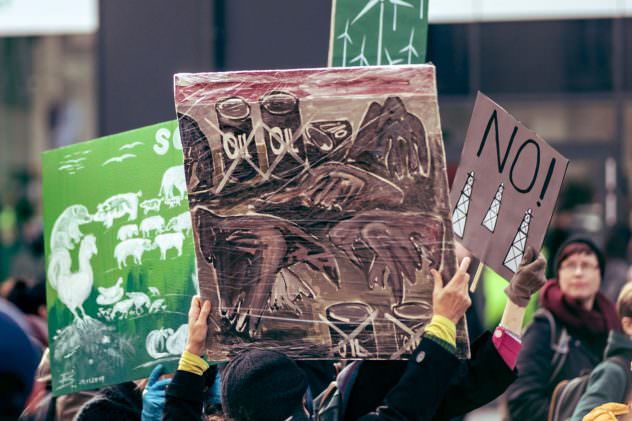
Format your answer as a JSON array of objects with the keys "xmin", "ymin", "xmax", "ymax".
[
  {"xmin": 97, "ymin": 277, "xmax": 124, "ymax": 306},
  {"xmin": 48, "ymin": 235, "xmax": 98, "ymax": 323}
]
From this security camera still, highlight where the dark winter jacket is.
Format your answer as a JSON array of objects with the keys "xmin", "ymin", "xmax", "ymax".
[
  {"xmin": 163, "ymin": 365, "xmax": 218, "ymax": 420},
  {"xmin": 163, "ymin": 332, "xmax": 515, "ymax": 421},
  {"xmin": 349, "ymin": 331, "xmax": 517, "ymax": 421},
  {"xmin": 506, "ymin": 312, "xmax": 606, "ymax": 421},
  {"xmin": 571, "ymin": 331, "xmax": 632, "ymax": 421},
  {"xmin": 297, "ymin": 360, "xmax": 338, "ymax": 398},
  {"xmin": 73, "ymin": 382, "xmax": 142, "ymax": 421}
]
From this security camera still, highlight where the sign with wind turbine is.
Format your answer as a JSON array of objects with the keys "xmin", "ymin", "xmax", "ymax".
[{"xmin": 328, "ymin": 0, "xmax": 429, "ymax": 67}]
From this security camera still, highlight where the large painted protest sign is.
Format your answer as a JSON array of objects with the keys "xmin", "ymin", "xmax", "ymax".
[
  {"xmin": 328, "ymin": 0, "xmax": 429, "ymax": 67},
  {"xmin": 42, "ymin": 121, "xmax": 197, "ymax": 395},
  {"xmin": 175, "ymin": 64, "xmax": 467, "ymax": 360},
  {"xmin": 450, "ymin": 93, "xmax": 569, "ymax": 281}
]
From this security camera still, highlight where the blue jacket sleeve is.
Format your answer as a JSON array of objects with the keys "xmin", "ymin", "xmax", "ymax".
[{"xmin": 571, "ymin": 361, "xmax": 628, "ymax": 421}]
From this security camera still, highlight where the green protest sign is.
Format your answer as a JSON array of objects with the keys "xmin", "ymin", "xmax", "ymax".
[
  {"xmin": 42, "ymin": 121, "xmax": 197, "ymax": 395},
  {"xmin": 328, "ymin": 0, "xmax": 429, "ymax": 67}
]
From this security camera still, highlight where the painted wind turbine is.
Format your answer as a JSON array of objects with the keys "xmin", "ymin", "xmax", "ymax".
[
  {"xmin": 337, "ymin": 19, "xmax": 353, "ymax": 67},
  {"xmin": 419, "ymin": 0, "xmax": 425, "ymax": 19},
  {"xmin": 391, "ymin": 0, "xmax": 413, "ymax": 31},
  {"xmin": 350, "ymin": 36, "xmax": 370, "ymax": 66},
  {"xmin": 384, "ymin": 48, "xmax": 403, "ymax": 65},
  {"xmin": 399, "ymin": 27, "xmax": 419, "ymax": 64},
  {"xmin": 352, "ymin": 0, "xmax": 413, "ymax": 65}
]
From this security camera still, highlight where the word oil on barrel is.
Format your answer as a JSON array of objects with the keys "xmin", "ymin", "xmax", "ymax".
[
  {"xmin": 259, "ymin": 91, "xmax": 306, "ymax": 178},
  {"xmin": 175, "ymin": 65, "xmax": 468, "ymax": 360},
  {"xmin": 449, "ymin": 93, "xmax": 569, "ymax": 281},
  {"xmin": 216, "ymin": 96, "xmax": 260, "ymax": 183},
  {"xmin": 323, "ymin": 302, "xmax": 378, "ymax": 359}
]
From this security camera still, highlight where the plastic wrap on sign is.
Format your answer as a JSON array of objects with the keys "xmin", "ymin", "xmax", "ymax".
[{"xmin": 174, "ymin": 65, "xmax": 468, "ymax": 360}]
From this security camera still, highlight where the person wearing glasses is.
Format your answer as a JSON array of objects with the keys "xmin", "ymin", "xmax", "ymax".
[{"xmin": 506, "ymin": 238, "xmax": 621, "ymax": 420}]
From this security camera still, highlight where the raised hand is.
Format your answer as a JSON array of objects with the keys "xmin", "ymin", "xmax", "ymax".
[
  {"xmin": 346, "ymin": 96, "xmax": 429, "ymax": 181},
  {"xmin": 185, "ymin": 295, "xmax": 211, "ymax": 356},
  {"xmin": 141, "ymin": 364, "xmax": 172, "ymax": 421},
  {"xmin": 504, "ymin": 246, "xmax": 547, "ymax": 307},
  {"xmin": 431, "ymin": 257, "xmax": 472, "ymax": 324}
]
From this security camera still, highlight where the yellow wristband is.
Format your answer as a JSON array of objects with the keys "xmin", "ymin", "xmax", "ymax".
[
  {"xmin": 178, "ymin": 350, "xmax": 209, "ymax": 376},
  {"xmin": 424, "ymin": 315, "xmax": 456, "ymax": 348}
]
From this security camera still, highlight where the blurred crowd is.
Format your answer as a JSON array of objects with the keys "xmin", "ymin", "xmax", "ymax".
[{"xmin": 2, "ymin": 168, "xmax": 632, "ymax": 420}]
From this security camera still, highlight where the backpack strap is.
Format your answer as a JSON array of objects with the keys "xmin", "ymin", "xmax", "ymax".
[
  {"xmin": 335, "ymin": 360, "xmax": 362, "ymax": 414},
  {"xmin": 534, "ymin": 308, "xmax": 571, "ymax": 385},
  {"xmin": 312, "ymin": 361, "xmax": 362, "ymax": 420},
  {"xmin": 547, "ymin": 379, "xmax": 570, "ymax": 421}
]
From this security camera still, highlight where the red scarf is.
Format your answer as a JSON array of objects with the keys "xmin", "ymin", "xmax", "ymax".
[{"xmin": 540, "ymin": 280, "xmax": 621, "ymax": 334}]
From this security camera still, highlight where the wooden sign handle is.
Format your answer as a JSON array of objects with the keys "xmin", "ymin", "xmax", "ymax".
[{"xmin": 470, "ymin": 261, "xmax": 485, "ymax": 293}]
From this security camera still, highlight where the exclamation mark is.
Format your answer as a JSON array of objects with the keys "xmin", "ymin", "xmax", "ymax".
[{"xmin": 537, "ymin": 158, "xmax": 556, "ymax": 207}]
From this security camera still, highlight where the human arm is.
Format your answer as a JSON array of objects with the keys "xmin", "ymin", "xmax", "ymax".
[
  {"xmin": 356, "ymin": 337, "xmax": 461, "ymax": 421},
  {"xmin": 378, "ymin": 250, "xmax": 545, "ymax": 420},
  {"xmin": 355, "ymin": 259, "xmax": 472, "ymax": 420},
  {"xmin": 493, "ymin": 300, "xmax": 525, "ymax": 370},
  {"xmin": 431, "ymin": 331, "xmax": 517, "ymax": 420},
  {"xmin": 496, "ymin": 247, "xmax": 547, "ymax": 368},
  {"xmin": 163, "ymin": 363, "xmax": 217, "ymax": 421},
  {"xmin": 427, "ymin": 249, "xmax": 545, "ymax": 419},
  {"xmin": 163, "ymin": 296, "xmax": 214, "ymax": 421},
  {"xmin": 345, "ymin": 316, "xmax": 459, "ymax": 421},
  {"xmin": 571, "ymin": 361, "xmax": 628, "ymax": 421}
]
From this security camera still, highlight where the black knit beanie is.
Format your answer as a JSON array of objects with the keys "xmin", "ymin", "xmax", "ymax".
[
  {"xmin": 221, "ymin": 349, "xmax": 308, "ymax": 421},
  {"xmin": 554, "ymin": 237, "xmax": 605, "ymax": 277}
]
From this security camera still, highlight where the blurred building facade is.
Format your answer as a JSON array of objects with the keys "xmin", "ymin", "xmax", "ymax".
[{"xmin": 1, "ymin": 0, "xmax": 632, "ymax": 268}]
